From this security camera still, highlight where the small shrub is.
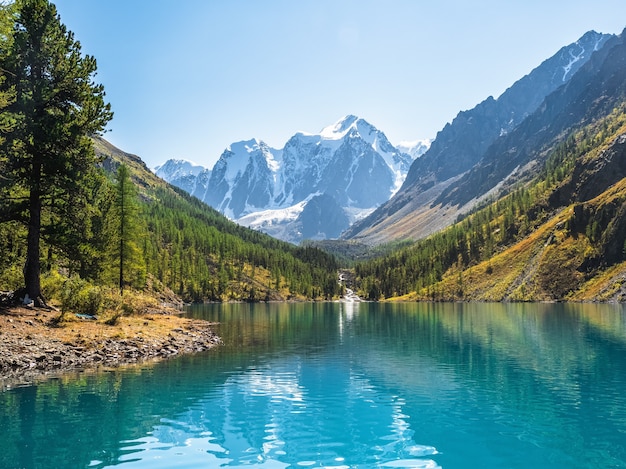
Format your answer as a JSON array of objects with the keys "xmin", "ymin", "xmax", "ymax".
[
  {"xmin": 104, "ymin": 311, "xmax": 122, "ymax": 326},
  {"xmin": 0, "ymin": 265, "xmax": 23, "ymax": 291},
  {"xmin": 119, "ymin": 291, "xmax": 159, "ymax": 316},
  {"xmin": 100, "ymin": 290, "xmax": 159, "ymax": 325},
  {"xmin": 101, "ymin": 288, "xmax": 123, "ymax": 312},
  {"xmin": 60, "ymin": 277, "xmax": 105, "ymax": 317},
  {"xmin": 41, "ymin": 270, "xmax": 66, "ymax": 303},
  {"xmin": 60, "ymin": 276, "xmax": 86, "ymax": 313}
]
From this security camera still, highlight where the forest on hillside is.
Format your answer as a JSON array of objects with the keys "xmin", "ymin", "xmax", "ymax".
[
  {"xmin": 354, "ymin": 106, "xmax": 626, "ymax": 302},
  {"xmin": 4, "ymin": 0, "xmax": 625, "ymax": 311},
  {"xmin": 0, "ymin": 0, "xmax": 341, "ymax": 315}
]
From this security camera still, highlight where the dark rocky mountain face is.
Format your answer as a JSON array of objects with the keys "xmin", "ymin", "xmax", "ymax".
[
  {"xmin": 551, "ymin": 134, "xmax": 626, "ymax": 207},
  {"xmin": 344, "ymin": 30, "xmax": 616, "ymax": 244},
  {"xmin": 296, "ymin": 193, "xmax": 350, "ymax": 240},
  {"xmin": 403, "ymin": 30, "xmax": 612, "ymax": 192},
  {"xmin": 438, "ymin": 31, "xmax": 626, "ymax": 208}
]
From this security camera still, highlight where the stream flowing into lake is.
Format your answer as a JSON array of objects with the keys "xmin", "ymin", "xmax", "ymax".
[{"xmin": 2, "ymin": 302, "xmax": 626, "ymax": 468}]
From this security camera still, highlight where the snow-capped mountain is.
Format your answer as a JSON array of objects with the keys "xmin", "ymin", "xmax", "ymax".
[
  {"xmin": 396, "ymin": 139, "xmax": 431, "ymax": 160},
  {"xmin": 276, "ymin": 115, "xmax": 412, "ymax": 210},
  {"xmin": 203, "ymin": 139, "xmax": 282, "ymax": 219},
  {"xmin": 153, "ymin": 159, "xmax": 209, "ymax": 197},
  {"xmin": 155, "ymin": 116, "xmax": 421, "ymax": 243}
]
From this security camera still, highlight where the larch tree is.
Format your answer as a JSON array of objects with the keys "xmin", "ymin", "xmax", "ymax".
[
  {"xmin": 113, "ymin": 163, "xmax": 144, "ymax": 294},
  {"xmin": 0, "ymin": 0, "xmax": 112, "ymax": 306}
]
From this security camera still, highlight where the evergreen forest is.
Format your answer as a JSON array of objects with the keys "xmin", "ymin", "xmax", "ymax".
[
  {"xmin": 2, "ymin": 0, "xmax": 626, "ymax": 313},
  {"xmin": 0, "ymin": 0, "xmax": 341, "ymax": 314},
  {"xmin": 354, "ymin": 105, "xmax": 626, "ymax": 302}
]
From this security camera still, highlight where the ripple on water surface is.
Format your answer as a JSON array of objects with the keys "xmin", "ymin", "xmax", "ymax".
[
  {"xmin": 89, "ymin": 354, "xmax": 441, "ymax": 468},
  {"xmin": 12, "ymin": 302, "xmax": 626, "ymax": 469}
]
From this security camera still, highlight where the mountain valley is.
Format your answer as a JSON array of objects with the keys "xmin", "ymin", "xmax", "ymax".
[
  {"xmin": 156, "ymin": 116, "xmax": 427, "ymax": 243},
  {"xmin": 3, "ymin": 12, "xmax": 626, "ymax": 305},
  {"xmin": 157, "ymin": 30, "xmax": 616, "ymax": 250},
  {"xmin": 129, "ymin": 26, "xmax": 626, "ymax": 302}
]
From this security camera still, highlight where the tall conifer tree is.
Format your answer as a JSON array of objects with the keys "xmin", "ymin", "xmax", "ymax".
[
  {"xmin": 0, "ymin": 0, "xmax": 112, "ymax": 305},
  {"xmin": 114, "ymin": 163, "xmax": 144, "ymax": 294}
]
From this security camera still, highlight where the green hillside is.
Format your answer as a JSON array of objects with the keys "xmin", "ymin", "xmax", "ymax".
[
  {"xmin": 95, "ymin": 138, "xmax": 341, "ymax": 302},
  {"xmin": 0, "ymin": 137, "xmax": 341, "ymax": 303},
  {"xmin": 354, "ymin": 106, "xmax": 626, "ymax": 302}
]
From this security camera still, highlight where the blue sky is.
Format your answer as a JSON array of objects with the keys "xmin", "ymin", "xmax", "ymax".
[{"xmin": 52, "ymin": 0, "xmax": 626, "ymax": 169}]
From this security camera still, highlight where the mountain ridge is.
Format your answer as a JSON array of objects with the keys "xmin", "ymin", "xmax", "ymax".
[
  {"xmin": 343, "ymin": 29, "xmax": 615, "ymax": 245},
  {"xmin": 353, "ymin": 106, "xmax": 626, "ymax": 302},
  {"xmin": 156, "ymin": 116, "xmax": 428, "ymax": 243}
]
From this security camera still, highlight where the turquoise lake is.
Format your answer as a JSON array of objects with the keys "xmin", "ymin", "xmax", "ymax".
[{"xmin": 2, "ymin": 302, "xmax": 626, "ymax": 468}]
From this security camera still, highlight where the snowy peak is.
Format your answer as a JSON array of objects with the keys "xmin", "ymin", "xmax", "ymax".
[
  {"xmin": 227, "ymin": 138, "xmax": 261, "ymax": 155},
  {"xmin": 155, "ymin": 115, "xmax": 425, "ymax": 243},
  {"xmin": 319, "ymin": 114, "xmax": 361, "ymax": 139},
  {"xmin": 153, "ymin": 159, "xmax": 209, "ymax": 197},
  {"xmin": 559, "ymin": 30, "xmax": 610, "ymax": 81},
  {"xmin": 319, "ymin": 115, "xmax": 416, "ymax": 176},
  {"xmin": 205, "ymin": 138, "xmax": 283, "ymax": 218},
  {"xmin": 217, "ymin": 138, "xmax": 279, "ymax": 184},
  {"xmin": 153, "ymin": 159, "xmax": 204, "ymax": 180},
  {"xmin": 319, "ymin": 115, "xmax": 386, "ymax": 147},
  {"xmin": 226, "ymin": 138, "xmax": 279, "ymax": 162},
  {"xmin": 396, "ymin": 139, "xmax": 432, "ymax": 159},
  {"xmin": 283, "ymin": 115, "xmax": 419, "ymax": 200}
]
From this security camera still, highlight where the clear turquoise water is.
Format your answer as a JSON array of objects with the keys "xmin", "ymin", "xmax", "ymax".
[{"xmin": 2, "ymin": 302, "xmax": 626, "ymax": 468}]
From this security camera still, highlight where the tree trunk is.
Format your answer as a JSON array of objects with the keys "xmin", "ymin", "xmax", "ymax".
[
  {"xmin": 119, "ymin": 177, "xmax": 125, "ymax": 295},
  {"xmin": 119, "ymin": 229, "xmax": 124, "ymax": 295},
  {"xmin": 24, "ymin": 159, "xmax": 48, "ymax": 307},
  {"xmin": 24, "ymin": 164, "xmax": 45, "ymax": 307}
]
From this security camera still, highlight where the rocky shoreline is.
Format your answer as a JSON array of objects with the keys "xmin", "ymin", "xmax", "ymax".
[{"xmin": 0, "ymin": 306, "xmax": 221, "ymax": 390}]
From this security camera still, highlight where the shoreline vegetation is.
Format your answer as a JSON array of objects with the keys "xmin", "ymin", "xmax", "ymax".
[
  {"xmin": 0, "ymin": 283, "xmax": 349, "ymax": 391},
  {"xmin": 0, "ymin": 0, "xmax": 342, "ymax": 394},
  {"xmin": 0, "ymin": 301, "xmax": 221, "ymax": 391},
  {"xmin": 0, "ymin": 268, "xmax": 351, "ymax": 390}
]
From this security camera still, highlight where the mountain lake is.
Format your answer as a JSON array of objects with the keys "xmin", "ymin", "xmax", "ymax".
[{"xmin": 2, "ymin": 301, "xmax": 626, "ymax": 468}]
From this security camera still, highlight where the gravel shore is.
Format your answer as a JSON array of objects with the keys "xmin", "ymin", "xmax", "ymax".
[{"xmin": 0, "ymin": 306, "xmax": 221, "ymax": 390}]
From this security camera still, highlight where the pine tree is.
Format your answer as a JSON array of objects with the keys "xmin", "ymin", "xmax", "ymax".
[{"xmin": 0, "ymin": 0, "xmax": 112, "ymax": 305}]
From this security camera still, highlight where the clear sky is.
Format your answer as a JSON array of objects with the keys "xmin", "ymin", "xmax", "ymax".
[{"xmin": 51, "ymin": 0, "xmax": 626, "ymax": 169}]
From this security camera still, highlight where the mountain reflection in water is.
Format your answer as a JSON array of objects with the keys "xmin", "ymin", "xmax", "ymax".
[{"xmin": 1, "ymin": 302, "xmax": 626, "ymax": 469}]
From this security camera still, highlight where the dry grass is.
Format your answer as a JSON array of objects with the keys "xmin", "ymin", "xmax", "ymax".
[
  {"xmin": 569, "ymin": 261, "xmax": 626, "ymax": 302},
  {"xmin": 393, "ymin": 204, "xmax": 622, "ymax": 302},
  {"xmin": 0, "ymin": 305, "xmax": 211, "ymax": 353}
]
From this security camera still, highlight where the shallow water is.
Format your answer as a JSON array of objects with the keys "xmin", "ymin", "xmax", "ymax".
[{"xmin": 2, "ymin": 302, "xmax": 626, "ymax": 468}]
